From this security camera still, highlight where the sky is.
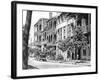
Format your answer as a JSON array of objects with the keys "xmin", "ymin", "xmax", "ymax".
[{"xmin": 23, "ymin": 10, "xmax": 61, "ymax": 45}]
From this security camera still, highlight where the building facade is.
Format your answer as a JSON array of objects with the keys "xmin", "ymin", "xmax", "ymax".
[
  {"xmin": 33, "ymin": 12, "xmax": 91, "ymax": 61},
  {"xmin": 34, "ymin": 18, "xmax": 48, "ymax": 49},
  {"xmin": 56, "ymin": 13, "xmax": 77, "ymax": 61}
]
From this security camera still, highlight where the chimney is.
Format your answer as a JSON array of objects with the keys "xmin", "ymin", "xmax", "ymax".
[{"xmin": 49, "ymin": 12, "xmax": 52, "ymax": 19}]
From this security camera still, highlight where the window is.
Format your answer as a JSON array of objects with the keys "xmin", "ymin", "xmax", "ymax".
[
  {"xmin": 37, "ymin": 25, "xmax": 38, "ymax": 31},
  {"xmin": 54, "ymin": 34, "xmax": 56, "ymax": 40},
  {"xmin": 49, "ymin": 36, "xmax": 50, "ymax": 42},
  {"xmin": 39, "ymin": 24, "xmax": 41, "ymax": 31},
  {"xmin": 43, "ymin": 39, "xmax": 44, "ymax": 41},
  {"xmin": 47, "ymin": 36, "xmax": 48, "ymax": 41},
  {"xmin": 50, "ymin": 22, "xmax": 52, "ymax": 28},
  {"xmin": 63, "ymin": 27, "xmax": 65, "ymax": 34},
  {"xmin": 64, "ymin": 36, "xmax": 66, "ymax": 39},
  {"xmin": 58, "ymin": 29, "xmax": 59, "ymax": 33},
  {"xmin": 39, "ymin": 36, "xmax": 41, "ymax": 41},
  {"xmin": 54, "ymin": 21, "xmax": 56, "ymax": 28},
  {"xmin": 83, "ymin": 49, "xmax": 86, "ymax": 56},
  {"xmin": 51, "ymin": 35, "xmax": 52, "ymax": 42},
  {"xmin": 71, "ymin": 23, "xmax": 74, "ymax": 29},
  {"xmin": 58, "ymin": 18, "xmax": 60, "ymax": 24}
]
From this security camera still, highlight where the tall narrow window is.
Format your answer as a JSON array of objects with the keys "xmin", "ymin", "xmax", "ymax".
[
  {"xmin": 54, "ymin": 21, "xmax": 56, "ymax": 28},
  {"xmin": 83, "ymin": 49, "xmax": 86, "ymax": 56},
  {"xmin": 39, "ymin": 36, "xmax": 41, "ymax": 42},
  {"xmin": 54, "ymin": 34, "xmax": 56, "ymax": 41},
  {"xmin": 39, "ymin": 24, "xmax": 41, "ymax": 31},
  {"xmin": 51, "ymin": 35, "xmax": 52, "ymax": 42},
  {"xmin": 49, "ymin": 35, "xmax": 50, "ymax": 42}
]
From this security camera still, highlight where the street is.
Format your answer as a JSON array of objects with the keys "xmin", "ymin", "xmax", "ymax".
[{"xmin": 28, "ymin": 57, "xmax": 91, "ymax": 69}]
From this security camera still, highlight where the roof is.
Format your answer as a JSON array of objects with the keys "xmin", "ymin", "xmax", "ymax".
[
  {"xmin": 43, "ymin": 17, "xmax": 57, "ymax": 31},
  {"xmin": 34, "ymin": 18, "xmax": 48, "ymax": 27}
]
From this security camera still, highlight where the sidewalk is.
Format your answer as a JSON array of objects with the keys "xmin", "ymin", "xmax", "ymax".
[{"xmin": 28, "ymin": 57, "xmax": 91, "ymax": 69}]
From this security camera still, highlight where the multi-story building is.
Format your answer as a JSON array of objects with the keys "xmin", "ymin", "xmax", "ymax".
[
  {"xmin": 34, "ymin": 18, "xmax": 48, "ymax": 49},
  {"xmin": 34, "ymin": 13, "xmax": 57, "ymax": 52},
  {"xmin": 43, "ymin": 17, "xmax": 57, "ymax": 46},
  {"xmin": 56, "ymin": 13, "xmax": 91, "ymax": 61},
  {"xmin": 33, "ymin": 12, "xmax": 91, "ymax": 61},
  {"xmin": 77, "ymin": 13, "xmax": 91, "ymax": 60},
  {"xmin": 56, "ymin": 13, "xmax": 77, "ymax": 61}
]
